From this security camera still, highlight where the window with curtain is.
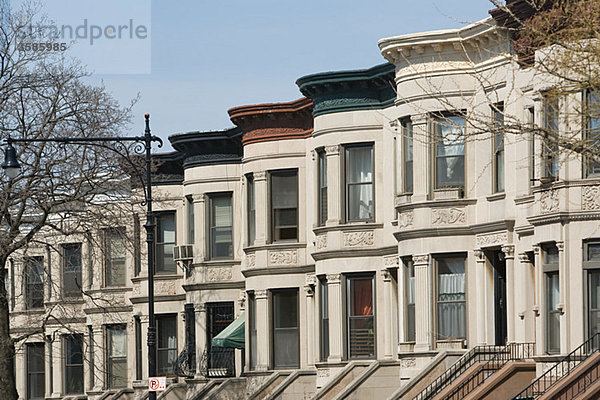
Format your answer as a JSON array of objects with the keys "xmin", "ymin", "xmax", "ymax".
[
  {"xmin": 157, "ymin": 314, "xmax": 177, "ymax": 376},
  {"xmin": 186, "ymin": 196, "xmax": 195, "ymax": 245},
  {"xmin": 493, "ymin": 104, "xmax": 505, "ymax": 192},
  {"xmin": 209, "ymin": 194, "xmax": 233, "ymax": 259},
  {"xmin": 543, "ymin": 243, "xmax": 560, "ymax": 354},
  {"xmin": 345, "ymin": 145, "xmax": 374, "ymax": 222},
  {"xmin": 26, "ymin": 343, "xmax": 45, "ymax": 400},
  {"xmin": 271, "ymin": 170, "xmax": 298, "ymax": 242},
  {"xmin": 544, "ymin": 97, "xmax": 559, "ymax": 179},
  {"xmin": 26, "ymin": 256, "xmax": 44, "ymax": 309},
  {"xmin": 272, "ymin": 289, "xmax": 299, "ymax": 368},
  {"xmin": 318, "ymin": 150, "xmax": 328, "ymax": 226},
  {"xmin": 248, "ymin": 293, "xmax": 257, "ymax": 370},
  {"xmin": 247, "ymin": 175, "xmax": 256, "ymax": 246},
  {"xmin": 156, "ymin": 212, "xmax": 176, "ymax": 274},
  {"xmin": 585, "ymin": 241, "xmax": 600, "ymax": 338},
  {"xmin": 319, "ymin": 277, "xmax": 329, "ymax": 361},
  {"xmin": 347, "ymin": 275, "xmax": 375, "ymax": 359},
  {"xmin": 402, "ymin": 119, "xmax": 413, "ymax": 193},
  {"xmin": 404, "ymin": 257, "xmax": 415, "ymax": 342},
  {"xmin": 63, "ymin": 335, "xmax": 83, "ymax": 394},
  {"xmin": 434, "ymin": 115, "xmax": 465, "ymax": 189},
  {"xmin": 585, "ymin": 90, "xmax": 600, "ymax": 177},
  {"xmin": 63, "ymin": 243, "xmax": 82, "ymax": 298},
  {"xmin": 105, "ymin": 228, "xmax": 126, "ymax": 287},
  {"xmin": 436, "ymin": 256, "xmax": 466, "ymax": 341},
  {"xmin": 107, "ymin": 325, "xmax": 127, "ymax": 388}
]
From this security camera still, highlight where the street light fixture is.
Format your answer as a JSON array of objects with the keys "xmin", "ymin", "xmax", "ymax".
[{"xmin": 2, "ymin": 114, "xmax": 162, "ymax": 399}]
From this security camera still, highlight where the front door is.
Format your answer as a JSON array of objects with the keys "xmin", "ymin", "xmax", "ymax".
[
  {"xmin": 206, "ymin": 302, "xmax": 235, "ymax": 377},
  {"xmin": 492, "ymin": 251, "xmax": 507, "ymax": 345}
]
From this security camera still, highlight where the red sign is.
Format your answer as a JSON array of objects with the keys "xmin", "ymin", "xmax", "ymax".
[{"xmin": 149, "ymin": 377, "xmax": 166, "ymax": 391}]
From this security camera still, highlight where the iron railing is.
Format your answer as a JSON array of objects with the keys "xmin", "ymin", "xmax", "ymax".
[
  {"xmin": 440, "ymin": 342, "xmax": 535, "ymax": 400},
  {"xmin": 198, "ymin": 347, "xmax": 235, "ymax": 378},
  {"xmin": 413, "ymin": 345, "xmax": 503, "ymax": 400},
  {"xmin": 174, "ymin": 346, "xmax": 195, "ymax": 378},
  {"xmin": 512, "ymin": 333, "xmax": 600, "ymax": 400}
]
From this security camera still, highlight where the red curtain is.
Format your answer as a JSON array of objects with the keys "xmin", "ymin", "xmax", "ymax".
[{"xmin": 352, "ymin": 278, "xmax": 373, "ymax": 316}]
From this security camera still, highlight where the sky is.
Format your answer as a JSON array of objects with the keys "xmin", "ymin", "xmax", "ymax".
[{"xmin": 21, "ymin": 0, "xmax": 495, "ymax": 151}]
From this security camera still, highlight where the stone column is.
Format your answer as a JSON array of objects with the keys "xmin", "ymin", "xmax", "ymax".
[
  {"xmin": 557, "ymin": 241, "xmax": 568, "ymax": 353},
  {"xmin": 194, "ymin": 304, "xmax": 206, "ymax": 376},
  {"xmin": 517, "ymin": 253, "xmax": 533, "ymax": 343},
  {"xmin": 410, "ymin": 114, "xmax": 429, "ymax": 202},
  {"xmin": 325, "ymin": 145, "xmax": 342, "ymax": 226},
  {"xmin": 51, "ymin": 336, "xmax": 62, "ymax": 396},
  {"xmin": 474, "ymin": 250, "xmax": 487, "ymax": 345},
  {"xmin": 91, "ymin": 326, "xmax": 105, "ymax": 391},
  {"xmin": 381, "ymin": 269, "xmax": 394, "ymax": 359},
  {"xmin": 413, "ymin": 254, "xmax": 431, "ymax": 351},
  {"xmin": 255, "ymin": 290, "xmax": 270, "ymax": 371},
  {"xmin": 15, "ymin": 346, "xmax": 25, "ymax": 399},
  {"xmin": 139, "ymin": 315, "xmax": 149, "ymax": 380},
  {"xmin": 304, "ymin": 282, "xmax": 315, "ymax": 367},
  {"xmin": 533, "ymin": 245, "xmax": 544, "ymax": 356},
  {"xmin": 253, "ymin": 172, "xmax": 268, "ymax": 246},
  {"xmin": 46, "ymin": 337, "xmax": 54, "ymax": 397},
  {"xmin": 502, "ymin": 245, "xmax": 515, "ymax": 343},
  {"xmin": 326, "ymin": 274, "xmax": 344, "ymax": 363},
  {"xmin": 192, "ymin": 194, "xmax": 205, "ymax": 262}
]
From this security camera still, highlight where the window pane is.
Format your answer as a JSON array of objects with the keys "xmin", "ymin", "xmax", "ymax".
[
  {"xmin": 319, "ymin": 151, "xmax": 328, "ymax": 226},
  {"xmin": 589, "ymin": 244, "xmax": 600, "ymax": 261},
  {"xmin": 347, "ymin": 147, "xmax": 373, "ymax": 184},
  {"xmin": 63, "ymin": 244, "xmax": 82, "ymax": 296},
  {"xmin": 437, "ymin": 257, "xmax": 466, "ymax": 340},
  {"xmin": 347, "ymin": 183, "xmax": 374, "ymax": 221},
  {"xmin": 347, "ymin": 276, "xmax": 375, "ymax": 359},
  {"xmin": 272, "ymin": 172, "xmax": 298, "ymax": 208},
  {"xmin": 274, "ymin": 291, "xmax": 298, "ymax": 328},
  {"xmin": 436, "ymin": 116, "xmax": 465, "ymax": 189},
  {"xmin": 405, "ymin": 259, "xmax": 416, "ymax": 342},
  {"xmin": 403, "ymin": 120, "xmax": 413, "ymax": 193},
  {"xmin": 27, "ymin": 344, "xmax": 45, "ymax": 400},
  {"xmin": 320, "ymin": 279, "xmax": 329, "ymax": 361},
  {"xmin": 186, "ymin": 196, "xmax": 195, "ymax": 244},
  {"xmin": 158, "ymin": 214, "xmax": 175, "ymax": 243},
  {"xmin": 544, "ymin": 98, "xmax": 559, "ymax": 178},
  {"xmin": 544, "ymin": 244, "xmax": 559, "ymax": 264},
  {"xmin": 106, "ymin": 230, "xmax": 126, "ymax": 286},
  {"xmin": 273, "ymin": 290, "xmax": 299, "ymax": 368},
  {"xmin": 26, "ymin": 257, "xmax": 44, "ymax": 309},
  {"xmin": 64, "ymin": 335, "xmax": 83, "ymax": 394},
  {"xmin": 212, "ymin": 197, "xmax": 232, "ymax": 227},
  {"xmin": 350, "ymin": 278, "xmax": 373, "ymax": 317},
  {"xmin": 589, "ymin": 271, "xmax": 600, "ymax": 337},
  {"xmin": 157, "ymin": 315, "xmax": 177, "ymax": 376},
  {"xmin": 247, "ymin": 176, "xmax": 256, "ymax": 245},
  {"xmin": 108, "ymin": 326, "xmax": 127, "ymax": 388},
  {"xmin": 156, "ymin": 213, "xmax": 176, "ymax": 273},
  {"xmin": 547, "ymin": 272, "xmax": 560, "ymax": 353}
]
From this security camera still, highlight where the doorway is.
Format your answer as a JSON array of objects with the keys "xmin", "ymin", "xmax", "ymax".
[{"xmin": 491, "ymin": 250, "xmax": 507, "ymax": 345}]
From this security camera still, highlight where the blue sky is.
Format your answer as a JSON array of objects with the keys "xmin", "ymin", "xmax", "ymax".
[{"xmin": 32, "ymin": 0, "xmax": 495, "ymax": 149}]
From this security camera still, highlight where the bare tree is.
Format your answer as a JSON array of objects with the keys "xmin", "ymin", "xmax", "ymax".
[{"xmin": 0, "ymin": 3, "xmax": 138, "ymax": 400}]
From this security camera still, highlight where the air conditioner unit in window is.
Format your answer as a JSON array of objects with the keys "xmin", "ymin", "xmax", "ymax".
[{"xmin": 173, "ymin": 245, "xmax": 194, "ymax": 261}]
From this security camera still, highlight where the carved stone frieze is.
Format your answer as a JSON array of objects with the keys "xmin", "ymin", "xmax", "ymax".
[
  {"xmin": 398, "ymin": 211, "xmax": 414, "ymax": 228},
  {"xmin": 326, "ymin": 273, "xmax": 341, "ymax": 284},
  {"xmin": 476, "ymin": 232, "xmax": 508, "ymax": 248},
  {"xmin": 431, "ymin": 208, "xmax": 466, "ymax": 225},
  {"xmin": 399, "ymin": 358, "xmax": 417, "ymax": 368},
  {"xmin": 317, "ymin": 368, "xmax": 330, "ymax": 378},
  {"xmin": 155, "ymin": 280, "xmax": 177, "ymax": 295},
  {"xmin": 412, "ymin": 254, "xmax": 429, "ymax": 265},
  {"xmin": 246, "ymin": 253, "xmax": 256, "ymax": 268},
  {"xmin": 325, "ymin": 145, "xmax": 340, "ymax": 156},
  {"xmin": 583, "ymin": 186, "xmax": 600, "ymax": 210},
  {"xmin": 343, "ymin": 231, "xmax": 374, "ymax": 247},
  {"xmin": 268, "ymin": 250, "xmax": 298, "ymax": 265},
  {"xmin": 206, "ymin": 268, "xmax": 232, "ymax": 282},
  {"xmin": 384, "ymin": 255, "xmax": 399, "ymax": 268},
  {"xmin": 305, "ymin": 273, "xmax": 316, "ymax": 287},
  {"xmin": 316, "ymin": 234, "xmax": 328, "ymax": 250},
  {"xmin": 254, "ymin": 289, "xmax": 268, "ymax": 299},
  {"xmin": 253, "ymin": 171, "xmax": 267, "ymax": 181},
  {"xmin": 540, "ymin": 189, "xmax": 559, "ymax": 213}
]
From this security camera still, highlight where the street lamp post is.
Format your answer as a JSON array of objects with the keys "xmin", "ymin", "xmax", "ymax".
[{"xmin": 2, "ymin": 114, "xmax": 162, "ymax": 399}]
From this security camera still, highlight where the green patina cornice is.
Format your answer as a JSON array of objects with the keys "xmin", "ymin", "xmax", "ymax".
[{"xmin": 296, "ymin": 63, "xmax": 396, "ymax": 117}]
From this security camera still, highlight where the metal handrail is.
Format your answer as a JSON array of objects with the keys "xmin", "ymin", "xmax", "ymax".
[
  {"xmin": 440, "ymin": 342, "xmax": 535, "ymax": 400},
  {"xmin": 512, "ymin": 333, "xmax": 600, "ymax": 400},
  {"xmin": 413, "ymin": 345, "xmax": 503, "ymax": 400}
]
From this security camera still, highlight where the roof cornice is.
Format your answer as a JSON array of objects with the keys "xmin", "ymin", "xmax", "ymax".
[
  {"xmin": 228, "ymin": 97, "xmax": 313, "ymax": 145},
  {"xmin": 168, "ymin": 127, "xmax": 243, "ymax": 168},
  {"xmin": 296, "ymin": 63, "xmax": 395, "ymax": 117}
]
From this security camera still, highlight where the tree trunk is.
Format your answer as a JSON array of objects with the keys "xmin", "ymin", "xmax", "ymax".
[{"xmin": 0, "ymin": 255, "xmax": 18, "ymax": 400}]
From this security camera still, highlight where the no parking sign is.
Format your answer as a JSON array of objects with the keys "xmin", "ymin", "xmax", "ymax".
[{"xmin": 149, "ymin": 377, "xmax": 166, "ymax": 391}]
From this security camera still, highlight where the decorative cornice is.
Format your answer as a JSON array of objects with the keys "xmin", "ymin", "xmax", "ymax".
[
  {"xmin": 296, "ymin": 63, "xmax": 396, "ymax": 117},
  {"xmin": 311, "ymin": 246, "xmax": 397, "ymax": 261},
  {"xmin": 242, "ymin": 265, "xmax": 315, "ymax": 278},
  {"xmin": 168, "ymin": 127, "xmax": 243, "ymax": 169},
  {"xmin": 228, "ymin": 97, "xmax": 313, "ymax": 145}
]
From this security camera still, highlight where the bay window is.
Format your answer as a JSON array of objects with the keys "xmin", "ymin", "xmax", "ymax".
[{"xmin": 345, "ymin": 145, "xmax": 374, "ymax": 222}]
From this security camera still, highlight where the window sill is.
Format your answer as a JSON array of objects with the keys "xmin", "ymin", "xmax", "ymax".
[
  {"xmin": 433, "ymin": 187, "xmax": 464, "ymax": 200},
  {"xmin": 244, "ymin": 242, "xmax": 307, "ymax": 252},
  {"xmin": 395, "ymin": 193, "xmax": 413, "ymax": 206},
  {"xmin": 131, "ymin": 274, "xmax": 183, "ymax": 282},
  {"xmin": 486, "ymin": 192, "xmax": 506, "ymax": 202},
  {"xmin": 313, "ymin": 222, "xmax": 383, "ymax": 235}
]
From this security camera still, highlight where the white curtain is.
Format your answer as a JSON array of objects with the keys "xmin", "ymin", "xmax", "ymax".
[
  {"xmin": 438, "ymin": 117, "xmax": 465, "ymax": 180},
  {"xmin": 438, "ymin": 272, "xmax": 466, "ymax": 340},
  {"xmin": 348, "ymin": 147, "xmax": 373, "ymax": 220}
]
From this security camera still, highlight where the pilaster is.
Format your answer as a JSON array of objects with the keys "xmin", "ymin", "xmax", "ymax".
[
  {"xmin": 557, "ymin": 241, "xmax": 568, "ymax": 353},
  {"xmin": 413, "ymin": 254, "xmax": 431, "ymax": 351},
  {"xmin": 325, "ymin": 146, "xmax": 341, "ymax": 226},
  {"xmin": 192, "ymin": 194, "xmax": 205, "ymax": 262},
  {"xmin": 533, "ymin": 244, "xmax": 544, "ymax": 356},
  {"xmin": 253, "ymin": 172, "xmax": 268, "ymax": 246},
  {"xmin": 51, "ymin": 337, "xmax": 62, "ymax": 396},
  {"xmin": 304, "ymin": 281, "xmax": 315, "ymax": 367},
  {"xmin": 410, "ymin": 114, "xmax": 429, "ymax": 202},
  {"xmin": 326, "ymin": 273, "xmax": 343, "ymax": 363},
  {"xmin": 381, "ymin": 269, "xmax": 394, "ymax": 359},
  {"xmin": 255, "ymin": 289, "xmax": 270, "ymax": 370},
  {"xmin": 474, "ymin": 250, "xmax": 487, "ymax": 345},
  {"xmin": 517, "ymin": 252, "xmax": 533, "ymax": 343},
  {"xmin": 194, "ymin": 304, "xmax": 206, "ymax": 376},
  {"xmin": 501, "ymin": 245, "xmax": 515, "ymax": 343}
]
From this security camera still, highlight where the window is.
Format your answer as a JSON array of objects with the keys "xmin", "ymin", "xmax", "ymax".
[
  {"xmin": 248, "ymin": 293, "xmax": 257, "ymax": 370},
  {"xmin": 209, "ymin": 194, "xmax": 233, "ymax": 259},
  {"xmin": 26, "ymin": 343, "xmax": 45, "ymax": 400},
  {"xmin": 186, "ymin": 196, "xmax": 195, "ymax": 244},
  {"xmin": 404, "ymin": 257, "xmax": 416, "ymax": 342},
  {"xmin": 156, "ymin": 314, "xmax": 177, "ymax": 376},
  {"xmin": 105, "ymin": 229, "xmax": 126, "ymax": 287},
  {"xmin": 247, "ymin": 175, "xmax": 256, "ymax": 246},
  {"xmin": 434, "ymin": 114, "xmax": 465, "ymax": 189},
  {"xmin": 347, "ymin": 275, "xmax": 375, "ymax": 359},
  {"xmin": 493, "ymin": 104, "xmax": 505, "ymax": 192},
  {"xmin": 585, "ymin": 90, "xmax": 600, "ymax": 177},
  {"xmin": 107, "ymin": 325, "xmax": 127, "ymax": 388},
  {"xmin": 134, "ymin": 214, "xmax": 141, "ymax": 277},
  {"xmin": 318, "ymin": 150, "xmax": 328, "ymax": 226},
  {"xmin": 25, "ymin": 256, "xmax": 44, "ymax": 309},
  {"xmin": 543, "ymin": 243, "xmax": 560, "ymax": 354},
  {"xmin": 585, "ymin": 241, "xmax": 600, "ymax": 338},
  {"xmin": 543, "ymin": 97, "xmax": 559, "ymax": 179},
  {"xmin": 88, "ymin": 326, "xmax": 94, "ymax": 389},
  {"xmin": 63, "ymin": 335, "xmax": 83, "ymax": 394},
  {"xmin": 436, "ymin": 256, "xmax": 466, "ymax": 341},
  {"xmin": 272, "ymin": 289, "xmax": 299, "ymax": 368},
  {"xmin": 135, "ymin": 317, "xmax": 142, "ymax": 380},
  {"xmin": 63, "ymin": 243, "xmax": 82, "ymax": 298},
  {"xmin": 402, "ymin": 119, "xmax": 413, "ymax": 193},
  {"xmin": 528, "ymin": 107, "xmax": 536, "ymax": 190},
  {"xmin": 156, "ymin": 212, "xmax": 176, "ymax": 274},
  {"xmin": 319, "ymin": 277, "xmax": 329, "ymax": 361},
  {"xmin": 271, "ymin": 170, "xmax": 298, "ymax": 242},
  {"xmin": 345, "ymin": 145, "xmax": 374, "ymax": 222}
]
